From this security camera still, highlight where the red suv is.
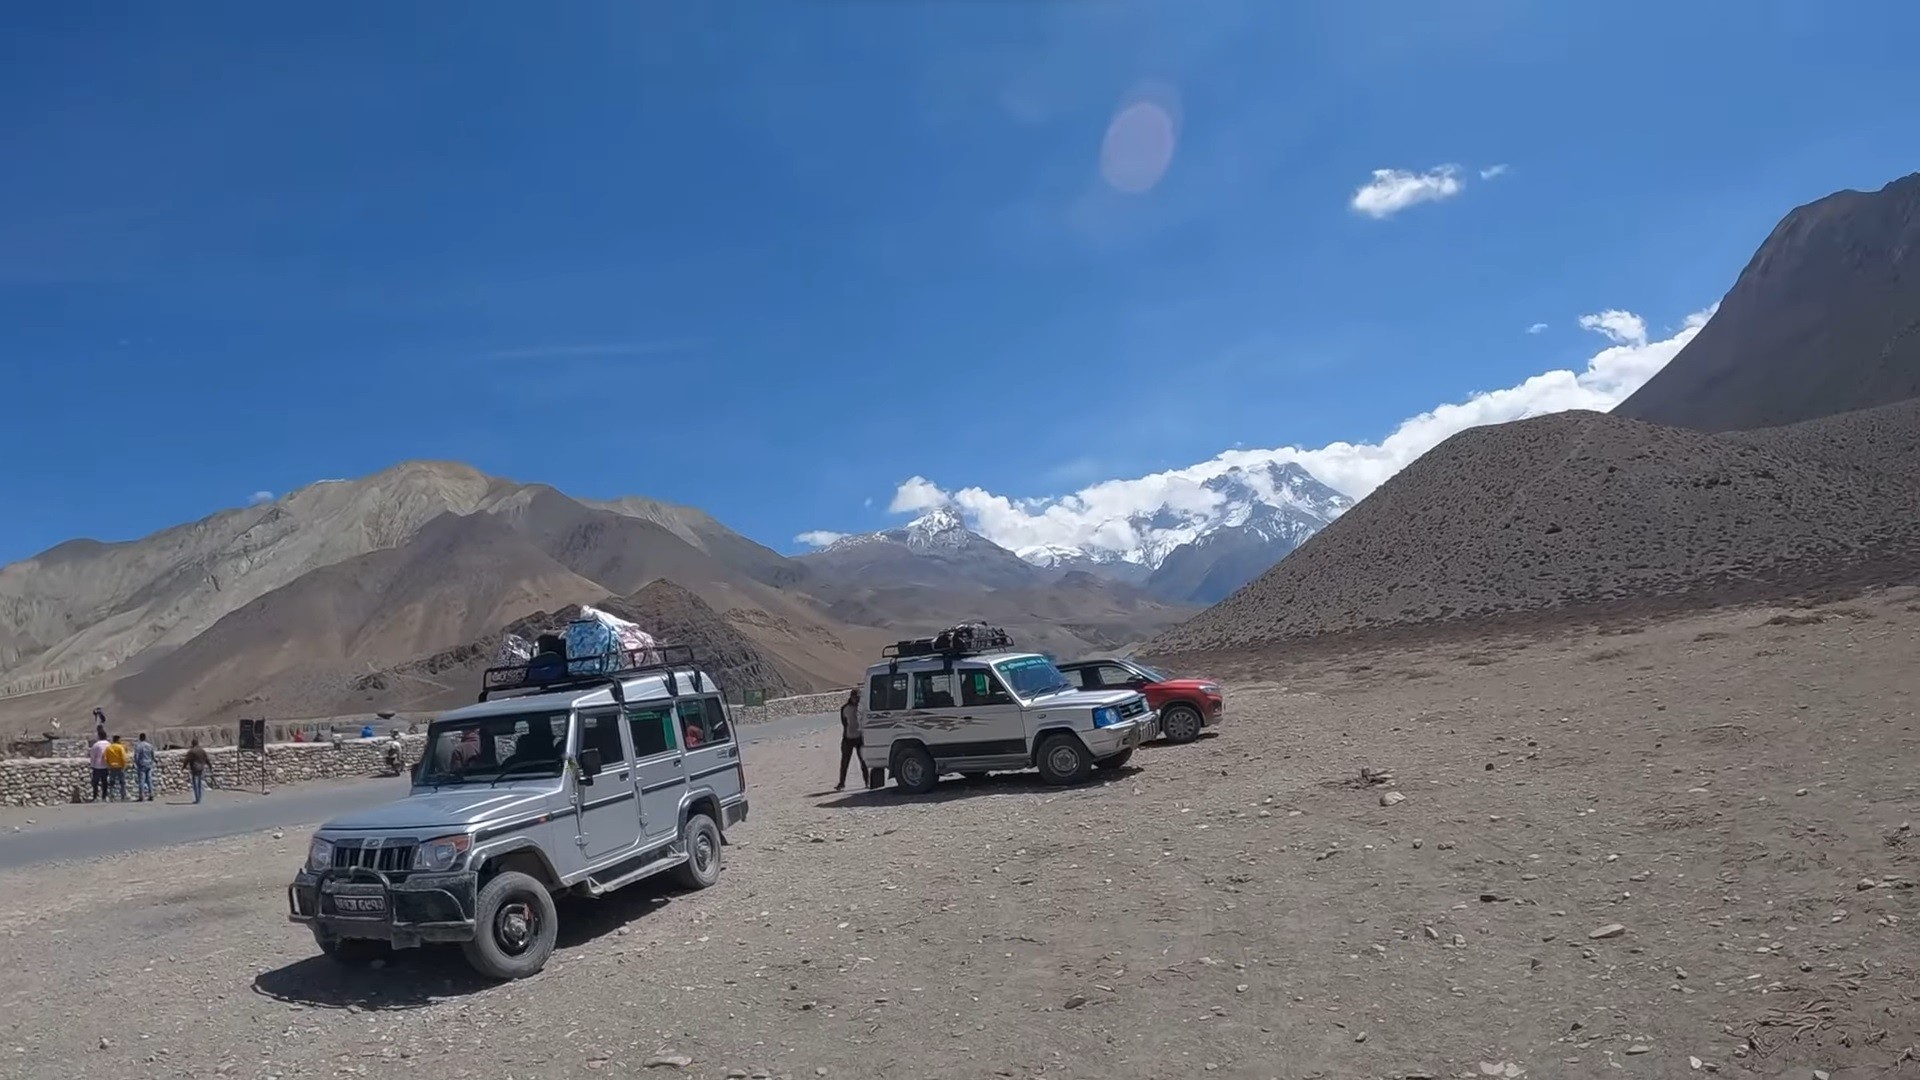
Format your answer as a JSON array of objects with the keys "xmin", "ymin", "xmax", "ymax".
[{"xmin": 1057, "ymin": 658, "xmax": 1223, "ymax": 744}]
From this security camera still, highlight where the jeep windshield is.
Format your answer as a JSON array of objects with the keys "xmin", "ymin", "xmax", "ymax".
[
  {"xmin": 993, "ymin": 655, "xmax": 1074, "ymax": 699},
  {"xmin": 418, "ymin": 710, "xmax": 570, "ymax": 786}
]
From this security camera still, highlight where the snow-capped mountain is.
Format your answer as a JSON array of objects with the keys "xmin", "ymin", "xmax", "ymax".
[
  {"xmin": 799, "ymin": 506, "xmax": 1043, "ymax": 591},
  {"xmin": 1017, "ymin": 461, "xmax": 1354, "ymax": 603}
]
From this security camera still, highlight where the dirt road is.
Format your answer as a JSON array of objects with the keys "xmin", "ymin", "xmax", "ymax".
[{"xmin": 2, "ymin": 593, "xmax": 1916, "ymax": 1079}]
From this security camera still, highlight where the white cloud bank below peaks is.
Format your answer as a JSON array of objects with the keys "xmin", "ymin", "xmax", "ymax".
[{"xmin": 821, "ymin": 306, "xmax": 1716, "ymax": 557}]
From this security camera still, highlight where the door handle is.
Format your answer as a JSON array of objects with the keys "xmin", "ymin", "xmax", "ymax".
[{"xmin": 615, "ymin": 770, "xmax": 630, "ymax": 781}]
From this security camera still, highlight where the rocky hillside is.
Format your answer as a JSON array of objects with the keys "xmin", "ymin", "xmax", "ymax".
[
  {"xmin": 1615, "ymin": 172, "xmax": 1920, "ymax": 431},
  {"xmin": 1149, "ymin": 400, "xmax": 1920, "ymax": 654}
]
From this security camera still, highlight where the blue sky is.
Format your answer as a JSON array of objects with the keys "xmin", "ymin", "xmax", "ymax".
[{"xmin": 3, "ymin": 0, "xmax": 1917, "ymax": 565}]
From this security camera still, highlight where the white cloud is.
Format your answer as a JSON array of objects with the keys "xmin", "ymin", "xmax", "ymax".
[
  {"xmin": 1578, "ymin": 309, "xmax": 1648, "ymax": 346},
  {"xmin": 1350, "ymin": 165, "xmax": 1464, "ymax": 219},
  {"xmin": 795, "ymin": 530, "xmax": 848, "ymax": 548},
  {"xmin": 889, "ymin": 476, "xmax": 952, "ymax": 514},
  {"xmin": 1480, "ymin": 163, "xmax": 1510, "ymax": 180},
  {"xmin": 862, "ymin": 306, "xmax": 1717, "ymax": 556},
  {"xmin": 249, "ymin": 491, "xmax": 275, "ymax": 505},
  {"xmin": 1525, "ymin": 322, "xmax": 1549, "ymax": 334}
]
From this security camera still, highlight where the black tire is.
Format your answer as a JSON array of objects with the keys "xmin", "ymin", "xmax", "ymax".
[
  {"xmin": 960, "ymin": 771, "xmax": 989, "ymax": 782},
  {"xmin": 1095, "ymin": 747, "xmax": 1135, "ymax": 770},
  {"xmin": 313, "ymin": 929, "xmax": 389, "ymax": 967},
  {"xmin": 673, "ymin": 812, "xmax": 723, "ymax": 890},
  {"xmin": 1035, "ymin": 733, "xmax": 1093, "ymax": 786},
  {"xmin": 1161, "ymin": 704, "xmax": 1204, "ymax": 744},
  {"xmin": 460, "ymin": 870, "xmax": 558, "ymax": 980},
  {"xmin": 892, "ymin": 744, "xmax": 939, "ymax": 794}
]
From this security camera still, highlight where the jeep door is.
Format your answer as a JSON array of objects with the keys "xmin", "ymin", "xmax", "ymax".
[
  {"xmin": 928, "ymin": 666, "xmax": 1026, "ymax": 764},
  {"xmin": 573, "ymin": 708, "xmax": 640, "ymax": 862},
  {"xmin": 675, "ymin": 693, "xmax": 743, "ymax": 809},
  {"xmin": 624, "ymin": 702, "xmax": 686, "ymax": 848}
]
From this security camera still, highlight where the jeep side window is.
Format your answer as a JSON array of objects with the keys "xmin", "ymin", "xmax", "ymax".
[
  {"xmin": 696, "ymin": 696, "xmax": 733, "ymax": 744},
  {"xmin": 912, "ymin": 671, "xmax": 955, "ymax": 709},
  {"xmin": 626, "ymin": 706, "xmax": 675, "ymax": 757},
  {"xmin": 1095, "ymin": 664, "xmax": 1140, "ymax": 688},
  {"xmin": 1064, "ymin": 666, "xmax": 1096, "ymax": 689},
  {"xmin": 578, "ymin": 711, "xmax": 628, "ymax": 764},
  {"xmin": 958, "ymin": 668, "xmax": 1012, "ymax": 707},
  {"xmin": 677, "ymin": 698, "xmax": 721, "ymax": 748},
  {"xmin": 868, "ymin": 672, "xmax": 908, "ymax": 711}
]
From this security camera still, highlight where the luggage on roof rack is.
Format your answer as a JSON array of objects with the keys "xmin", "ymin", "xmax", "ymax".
[
  {"xmin": 881, "ymin": 622, "xmax": 1015, "ymax": 660},
  {"xmin": 478, "ymin": 639, "xmax": 704, "ymax": 702}
]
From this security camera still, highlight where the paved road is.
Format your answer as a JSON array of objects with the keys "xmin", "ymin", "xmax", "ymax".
[{"xmin": 0, "ymin": 711, "xmax": 837, "ymax": 873}]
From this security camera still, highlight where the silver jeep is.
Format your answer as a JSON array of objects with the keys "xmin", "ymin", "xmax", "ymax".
[{"xmin": 287, "ymin": 644, "xmax": 748, "ymax": 979}]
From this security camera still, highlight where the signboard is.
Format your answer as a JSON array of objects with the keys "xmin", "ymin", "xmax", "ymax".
[
  {"xmin": 742, "ymin": 688, "xmax": 767, "ymax": 707},
  {"xmin": 237, "ymin": 717, "xmax": 265, "ymax": 751}
]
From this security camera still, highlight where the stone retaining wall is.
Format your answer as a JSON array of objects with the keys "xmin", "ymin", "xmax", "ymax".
[
  {"xmin": 732, "ymin": 689, "xmax": 852, "ymax": 724},
  {"xmin": 0, "ymin": 735, "xmax": 428, "ymax": 808}
]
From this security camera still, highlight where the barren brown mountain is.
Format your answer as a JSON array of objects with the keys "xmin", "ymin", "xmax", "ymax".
[
  {"xmin": 1148, "ymin": 399, "xmax": 1920, "ymax": 655},
  {"xmin": 322, "ymin": 580, "xmax": 799, "ymax": 720},
  {"xmin": 811, "ymin": 570, "xmax": 1197, "ymax": 660},
  {"xmin": 1615, "ymin": 172, "xmax": 1920, "ymax": 431}
]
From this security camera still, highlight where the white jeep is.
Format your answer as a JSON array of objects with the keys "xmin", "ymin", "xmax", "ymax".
[{"xmin": 857, "ymin": 631, "xmax": 1158, "ymax": 793}]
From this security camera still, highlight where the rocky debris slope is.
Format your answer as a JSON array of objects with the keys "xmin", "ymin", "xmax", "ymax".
[{"xmin": 1150, "ymin": 399, "xmax": 1920, "ymax": 654}]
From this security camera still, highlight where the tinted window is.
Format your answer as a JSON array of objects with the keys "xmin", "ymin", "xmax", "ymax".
[
  {"xmin": 958, "ymin": 668, "xmax": 1013, "ymax": 706},
  {"xmin": 626, "ymin": 706, "xmax": 675, "ymax": 757},
  {"xmin": 697, "ymin": 696, "xmax": 732, "ymax": 744},
  {"xmin": 579, "ymin": 711, "xmax": 628, "ymax": 763},
  {"xmin": 1096, "ymin": 664, "xmax": 1140, "ymax": 688},
  {"xmin": 912, "ymin": 671, "xmax": 956, "ymax": 709},
  {"xmin": 1063, "ymin": 666, "xmax": 1096, "ymax": 689},
  {"xmin": 868, "ymin": 672, "xmax": 909, "ymax": 711}
]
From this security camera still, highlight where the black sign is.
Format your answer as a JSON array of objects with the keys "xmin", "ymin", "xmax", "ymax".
[{"xmin": 237, "ymin": 717, "xmax": 265, "ymax": 751}]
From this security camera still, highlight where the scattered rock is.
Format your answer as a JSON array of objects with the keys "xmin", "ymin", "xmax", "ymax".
[
  {"xmin": 645, "ymin": 1054, "xmax": 694, "ymax": 1069},
  {"xmin": 1690, "ymin": 1057, "xmax": 1703, "ymax": 1070},
  {"xmin": 1380, "ymin": 791, "xmax": 1407, "ymax": 807},
  {"xmin": 1422, "ymin": 925, "xmax": 1440, "ymax": 941},
  {"xmin": 1796, "ymin": 788, "xmax": 1809, "ymax": 797},
  {"xmin": 1626, "ymin": 1044, "xmax": 1651, "ymax": 1055},
  {"xmin": 1412, "ymin": 838, "xmax": 1424, "ymax": 849},
  {"xmin": 1063, "ymin": 994, "xmax": 1088, "ymax": 1010},
  {"xmin": 1588, "ymin": 923, "xmax": 1627, "ymax": 940},
  {"xmin": 1858, "ymin": 878, "xmax": 1878, "ymax": 890}
]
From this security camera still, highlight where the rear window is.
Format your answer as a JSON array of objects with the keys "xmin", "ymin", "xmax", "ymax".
[{"xmin": 868, "ymin": 671, "xmax": 908, "ymax": 711}]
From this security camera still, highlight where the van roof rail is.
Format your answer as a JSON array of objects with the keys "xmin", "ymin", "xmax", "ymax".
[{"xmin": 479, "ymin": 642, "xmax": 703, "ymax": 704}]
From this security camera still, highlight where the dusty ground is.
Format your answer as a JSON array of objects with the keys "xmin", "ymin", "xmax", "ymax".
[{"xmin": 2, "ymin": 591, "xmax": 1917, "ymax": 1080}]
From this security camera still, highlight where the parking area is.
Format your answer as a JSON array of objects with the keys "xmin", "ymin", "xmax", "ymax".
[{"xmin": 2, "ymin": 597, "xmax": 1917, "ymax": 1080}]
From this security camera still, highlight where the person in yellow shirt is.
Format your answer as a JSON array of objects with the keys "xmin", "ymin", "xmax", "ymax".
[{"xmin": 103, "ymin": 735, "xmax": 131, "ymax": 802}]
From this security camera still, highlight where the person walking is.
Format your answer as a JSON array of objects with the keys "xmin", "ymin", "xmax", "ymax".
[
  {"xmin": 88, "ymin": 733, "xmax": 111, "ymax": 802},
  {"xmin": 133, "ymin": 733, "xmax": 157, "ymax": 801},
  {"xmin": 104, "ymin": 735, "xmax": 131, "ymax": 801},
  {"xmin": 185, "ymin": 738, "xmax": 211, "ymax": 804},
  {"xmin": 834, "ymin": 687, "xmax": 863, "ymax": 791}
]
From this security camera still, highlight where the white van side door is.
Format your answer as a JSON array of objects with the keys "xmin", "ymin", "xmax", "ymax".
[{"xmin": 950, "ymin": 664, "xmax": 1027, "ymax": 760}]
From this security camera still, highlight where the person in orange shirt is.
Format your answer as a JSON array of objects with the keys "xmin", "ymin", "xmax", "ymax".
[{"xmin": 103, "ymin": 735, "xmax": 131, "ymax": 802}]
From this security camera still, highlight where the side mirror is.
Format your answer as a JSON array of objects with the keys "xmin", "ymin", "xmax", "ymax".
[{"xmin": 578, "ymin": 747, "xmax": 603, "ymax": 781}]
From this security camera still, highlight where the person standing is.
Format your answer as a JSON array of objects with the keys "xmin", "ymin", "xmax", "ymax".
[
  {"xmin": 834, "ymin": 687, "xmax": 863, "ymax": 791},
  {"xmin": 185, "ymin": 738, "xmax": 211, "ymax": 804},
  {"xmin": 133, "ymin": 733, "xmax": 157, "ymax": 801},
  {"xmin": 88, "ymin": 734, "xmax": 111, "ymax": 802},
  {"xmin": 104, "ymin": 735, "xmax": 131, "ymax": 801}
]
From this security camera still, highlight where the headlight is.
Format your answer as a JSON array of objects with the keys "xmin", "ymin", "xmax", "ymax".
[
  {"xmin": 1092, "ymin": 706, "xmax": 1118, "ymax": 728},
  {"xmin": 413, "ymin": 833, "xmax": 473, "ymax": 872},
  {"xmin": 306, "ymin": 835, "xmax": 334, "ymax": 872}
]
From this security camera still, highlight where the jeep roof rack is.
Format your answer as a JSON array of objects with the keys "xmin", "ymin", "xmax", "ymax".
[
  {"xmin": 479, "ymin": 642, "xmax": 711, "ymax": 704},
  {"xmin": 881, "ymin": 623, "xmax": 1016, "ymax": 670}
]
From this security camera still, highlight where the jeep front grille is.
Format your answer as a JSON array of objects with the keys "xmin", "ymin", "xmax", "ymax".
[
  {"xmin": 1119, "ymin": 698, "xmax": 1148, "ymax": 720},
  {"xmin": 333, "ymin": 842, "xmax": 416, "ymax": 874}
]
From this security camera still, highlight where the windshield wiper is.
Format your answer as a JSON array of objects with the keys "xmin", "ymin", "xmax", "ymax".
[
  {"xmin": 418, "ymin": 771, "xmax": 467, "ymax": 787},
  {"xmin": 488, "ymin": 760, "xmax": 562, "ymax": 788}
]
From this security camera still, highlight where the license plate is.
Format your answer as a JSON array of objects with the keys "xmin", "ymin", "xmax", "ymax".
[{"xmin": 333, "ymin": 894, "xmax": 386, "ymax": 915}]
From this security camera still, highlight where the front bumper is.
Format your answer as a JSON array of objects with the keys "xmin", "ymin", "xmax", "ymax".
[
  {"xmin": 1087, "ymin": 713, "xmax": 1155, "ymax": 757},
  {"xmin": 288, "ymin": 866, "xmax": 479, "ymax": 948}
]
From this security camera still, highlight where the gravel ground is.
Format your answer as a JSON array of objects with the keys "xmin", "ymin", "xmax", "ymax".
[{"xmin": 2, "ymin": 591, "xmax": 1916, "ymax": 1080}]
